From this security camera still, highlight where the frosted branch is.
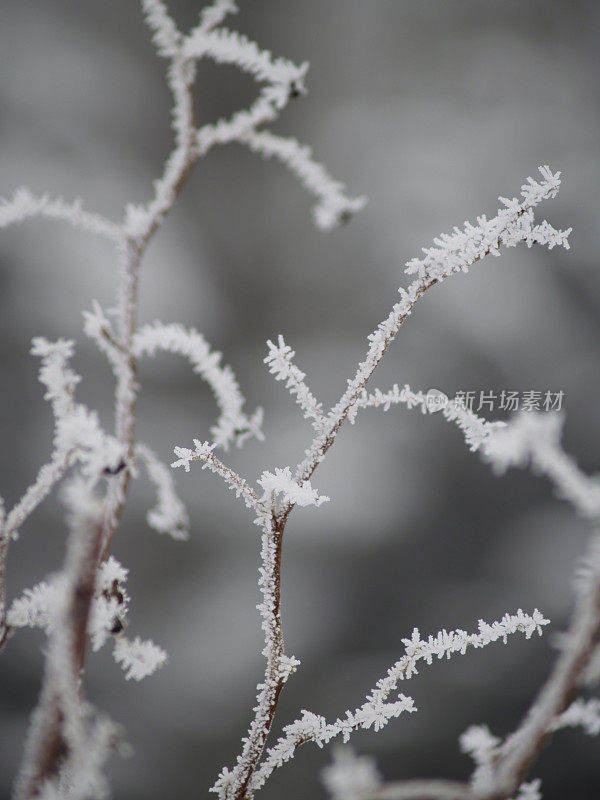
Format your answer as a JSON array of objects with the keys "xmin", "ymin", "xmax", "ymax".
[
  {"xmin": 8, "ymin": 538, "xmax": 166, "ymax": 685},
  {"xmin": 468, "ymin": 532, "xmax": 600, "ymax": 799},
  {"xmin": 193, "ymin": 0, "xmax": 238, "ymax": 36},
  {"xmin": 5, "ymin": 5, "xmax": 367, "ymax": 797},
  {"xmin": 251, "ymin": 611, "xmax": 547, "ymax": 793},
  {"xmin": 141, "ymin": 0, "xmax": 182, "ymax": 58},
  {"xmin": 96, "ymin": 6, "xmax": 200, "ymax": 562},
  {"xmin": 190, "ymin": 27, "xmax": 307, "ymax": 154},
  {"xmin": 551, "ymin": 697, "xmax": 600, "ymax": 737},
  {"xmin": 483, "ymin": 412, "xmax": 600, "ymax": 520},
  {"xmin": 295, "ymin": 167, "xmax": 570, "ymax": 490},
  {"xmin": 202, "ymin": 169, "xmax": 568, "ymax": 798},
  {"xmin": 14, "ymin": 486, "xmax": 111, "ymax": 800},
  {"xmin": 0, "ymin": 340, "xmax": 126, "ymax": 649},
  {"xmin": 112, "ymin": 2, "xmax": 363, "ymax": 572},
  {"xmin": 82, "ymin": 301, "xmax": 125, "ymax": 374},
  {"xmin": 183, "ymin": 26, "xmax": 306, "ymax": 89},
  {"xmin": 264, "ymin": 336, "xmax": 325, "ymax": 430},
  {"xmin": 28, "ymin": 339, "xmax": 125, "ymax": 485},
  {"xmin": 135, "ymin": 443, "xmax": 189, "ymax": 539},
  {"xmin": 4, "ymin": 0, "xmax": 580, "ymax": 794},
  {"xmin": 182, "ymin": 21, "xmax": 364, "ymax": 229},
  {"xmin": 172, "ymin": 440, "xmax": 266, "ymax": 520},
  {"xmin": 404, "ymin": 166, "xmax": 570, "ymax": 283},
  {"xmin": 134, "ymin": 322, "xmax": 263, "ymax": 450},
  {"xmin": 211, "ymin": 512, "xmax": 300, "ymax": 800},
  {"xmin": 113, "ymin": 635, "xmax": 168, "ymax": 681},
  {"xmin": 357, "ymin": 384, "xmax": 505, "ymax": 452},
  {"xmin": 241, "ymin": 129, "xmax": 367, "ymax": 230},
  {"xmin": 31, "ymin": 337, "xmax": 80, "ymax": 419},
  {"xmin": 446, "ymin": 417, "xmax": 600, "ymax": 799},
  {"xmin": 4, "ymin": 451, "xmax": 73, "ymax": 542},
  {"xmin": 460, "ymin": 724, "xmax": 502, "ymax": 795},
  {"xmin": 0, "ymin": 188, "xmax": 122, "ymax": 243}
]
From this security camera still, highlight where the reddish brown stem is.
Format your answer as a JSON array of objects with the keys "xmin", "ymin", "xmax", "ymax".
[
  {"xmin": 234, "ymin": 520, "xmax": 285, "ymax": 800},
  {"xmin": 17, "ymin": 516, "xmax": 104, "ymax": 800}
]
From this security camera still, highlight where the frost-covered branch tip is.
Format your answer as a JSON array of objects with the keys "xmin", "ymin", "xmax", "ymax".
[
  {"xmin": 134, "ymin": 322, "xmax": 264, "ymax": 450},
  {"xmin": 364, "ymin": 388, "xmax": 600, "ymax": 541},
  {"xmin": 194, "ymin": 0, "xmax": 238, "ymax": 36},
  {"xmin": 135, "ymin": 443, "xmax": 189, "ymax": 540},
  {"xmin": 265, "ymin": 335, "xmax": 325, "ymax": 429},
  {"xmin": 404, "ymin": 166, "xmax": 571, "ymax": 284},
  {"xmin": 141, "ymin": 0, "xmax": 182, "ymax": 58},
  {"xmin": 241, "ymin": 130, "xmax": 367, "ymax": 230},
  {"xmin": 551, "ymin": 697, "xmax": 600, "ymax": 737},
  {"xmin": 172, "ymin": 440, "xmax": 265, "ymax": 520},
  {"xmin": 113, "ymin": 636, "xmax": 168, "ymax": 682}
]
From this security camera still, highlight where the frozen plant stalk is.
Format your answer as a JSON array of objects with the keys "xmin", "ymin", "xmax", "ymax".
[{"xmin": 174, "ymin": 167, "xmax": 572, "ymax": 800}]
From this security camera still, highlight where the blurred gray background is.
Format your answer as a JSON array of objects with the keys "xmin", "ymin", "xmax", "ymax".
[{"xmin": 1, "ymin": 1, "xmax": 600, "ymax": 798}]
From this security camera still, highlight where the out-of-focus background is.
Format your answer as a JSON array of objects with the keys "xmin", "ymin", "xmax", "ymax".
[{"xmin": 1, "ymin": 2, "xmax": 600, "ymax": 798}]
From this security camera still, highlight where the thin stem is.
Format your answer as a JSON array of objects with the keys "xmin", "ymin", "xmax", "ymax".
[
  {"xmin": 233, "ymin": 517, "xmax": 286, "ymax": 800},
  {"xmin": 294, "ymin": 274, "xmax": 440, "ymax": 489},
  {"xmin": 16, "ymin": 515, "xmax": 105, "ymax": 799},
  {"xmin": 101, "ymin": 75, "xmax": 198, "ymax": 559}
]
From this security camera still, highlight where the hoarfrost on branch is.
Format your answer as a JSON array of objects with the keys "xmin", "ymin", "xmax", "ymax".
[{"xmin": 1, "ymin": 2, "xmax": 596, "ymax": 800}]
